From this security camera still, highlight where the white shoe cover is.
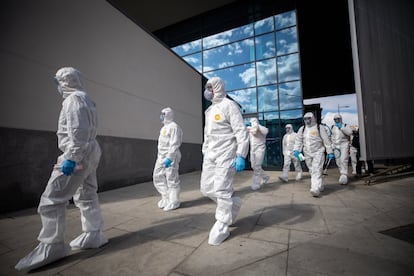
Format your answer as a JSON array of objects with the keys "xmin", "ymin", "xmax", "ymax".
[
  {"xmin": 251, "ymin": 183, "xmax": 261, "ymax": 191},
  {"xmin": 279, "ymin": 176, "xmax": 288, "ymax": 183},
  {"xmin": 70, "ymin": 231, "xmax": 108, "ymax": 250},
  {"xmin": 163, "ymin": 201, "xmax": 180, "ymax": 211},
  {"xmin": 339, "ymin": 174, "xmax": 348, "ymax": 185},
  {"xmin": 208, "ymin": 221, "xmax": 230, "ymax": 246},
  {"xmin": 231, "ymin": 197, "xmax": 242, "ymax": 225},
  {"xmin": 295, "ymin": 172, "xmax": 302, "ymax": 181},
  {"xmin": 310, "ymin": 189, "xmax": 320, "ymax": 197},
  {"xmin": 157, "ymin": 198, "xmax": 169, "ymax": 209},
  {"xmin": 15, "ymin": 242, "xmax": 70, "ymax": 271}
]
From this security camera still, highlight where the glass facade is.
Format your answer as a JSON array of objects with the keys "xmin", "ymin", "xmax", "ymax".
[{"xmin": 172, "ymin": 10, "xmax": 303, "ymax": 169}]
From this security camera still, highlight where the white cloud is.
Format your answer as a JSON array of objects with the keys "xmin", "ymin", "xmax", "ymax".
[{"xmin": 238, "ymin": 67, "xmax": 256, "ymax": 85}]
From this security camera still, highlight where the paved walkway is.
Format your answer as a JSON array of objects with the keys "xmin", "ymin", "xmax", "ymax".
[{"xmin": 1, "ymin": 168, "xmax": 414, "ymax": 275}]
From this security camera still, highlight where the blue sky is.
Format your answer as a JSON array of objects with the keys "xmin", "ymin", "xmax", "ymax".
[{"xmin": 304, "ymin": 94, "xmax": 359, "ymax": 127}]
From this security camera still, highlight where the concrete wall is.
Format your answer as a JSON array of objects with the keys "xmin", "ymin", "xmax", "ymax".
[{"xmin": 0, "ymin": 0, "xmax": 203, "ymax": 213}]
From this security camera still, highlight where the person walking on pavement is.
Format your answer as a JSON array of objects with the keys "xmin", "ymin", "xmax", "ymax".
[
  {"xmin": 279, "ymin": 124, "xmax": 302, "ymax": 183},
  {"xmin": 200, "ymin": 76, "xmax": 249, "ymax": 245},
  {"xmin": 16, "ymin": 67, "xmax": 107, "ymax": 271},
  {"xmin": 293, "ymin": 112, "xmax": 334, "ymax": 197},
  {"xmin": 246, "ymin": 117, "xmax": 270, "ymax": 190},
  {"xmin": 153, "ymin": 107, "xmax": 183, "ymax": 211}
]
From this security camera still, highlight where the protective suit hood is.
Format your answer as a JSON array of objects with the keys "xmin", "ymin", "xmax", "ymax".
[
  {"xmin": 250, "ymin": 117, "xmax": 259, "ymax": 126},
  {"xmin": 207, "ymin": 77, "xmax": 226, "ymax": 104},
  {"xmin": 303, "ymin": 112, "xmax": 317, "ymax": 127},
  {"xmin": 161, "ymin": 107, "xmax": 174, "ymax": 124},
  {"xmin": 285, "ymin": 124, "xmax": 293, "ymax": 134},
  {"xmin": 55, "ymin": 67, "xmax": 84, "ymax": 99}
]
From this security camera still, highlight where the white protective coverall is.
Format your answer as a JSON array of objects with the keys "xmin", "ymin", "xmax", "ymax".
[
  {"xmin": 15, "ymin": 67, "xmax": 107, "ymax": 271},
  {"xmin": 331, "ymin": 114, "xmax": 353, "ymax": 184},
  {"xmin": 293, "ymin": 112, "xmax": 333, "ymax": 197},
  {"xmin": 280, "ymin": 124, "xmax": 302, "ymax": 182},
  {"xmin": 200, "ymin": 77, "xmax": 249, "ymax": 245},
  {"xmin": 153, "ymin": 107, "xmax": 183, "ymax": 211},
  {"xmin": 248, "ymin": 117, "xmax": 269, "ymax": 190}
]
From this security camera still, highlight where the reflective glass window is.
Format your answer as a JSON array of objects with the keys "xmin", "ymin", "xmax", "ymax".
[
  {"xmin": 171, "ymin": 40, "xmax": 201, "ymax": 56},
  {"xmin": 203, "ymin": 24, "xmax": 254, "ymax": 49},
  {"xmin": 257, "ymin": 58, "xmax": 277, "ymax": 86},
  {"xmin": 227, "ymin": 88, "xmax": 257, "ymax": 114},
  {"xmin": 254, "ymin": 16, "xmax": 274, "ymax": 35},
  {"xmin": 255, "ymin": 33, "xmax": 275, "ymax": 60},
  {"xmin": 276, "ymin": 27, "xmax": 298, "ymax": 55},
  {"xmin": 203, "ymin": 38, "xmax": 255, "ymax": 72},
  {"xmin": 279, "ymin": 81, "xmax": 302, "ymax": 110},
  {"xmin": 182, "ymin": 52, "xmax": 202, "ymax": 73},
  {"xmin": 204, "ymin": 62, "xmax": 256, "ymax": 91},
  {"xmin": 275, "ymin": 10, "xmax": 296, "ymax": 30},
  {"xmin": 277, "ymin": 53, "xmax": 300, "ymax": 82},
  {"xmin": 258, "ymin": 85, "xmax": 278, "ymax": 112},
  {"xmin": 279, "ymin": 109, "xmax": 303, "ymax": 132}
]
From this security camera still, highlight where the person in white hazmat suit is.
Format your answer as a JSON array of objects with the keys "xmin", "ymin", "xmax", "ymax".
[
  {"xmin": 15, "ymin": 67, "xmax": 107, "ymax": 271},
  {"xmin": 293, "ymin": 112, "xmax": 335, "ymax": 197},
  {"xmin": 246, "ymin": 117, "xmax": 270, "ymax": 190},
  {"xmin": 279, "ymin": 124, "xmax": 302, "ymax": 183},
  {"xmin": 331, "ymin": 114, "xmax": 353, "ymax": 184},
  {"xmin": 201, "ymin": 77, "xmax": 249, "ymax": 245},
  {"xmin": 153, "ymin": 107, "xmax": 183, "ymax": 211}
]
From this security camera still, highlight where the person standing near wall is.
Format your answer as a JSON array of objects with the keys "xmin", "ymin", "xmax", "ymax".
[
  {"xmin": 246, "ymin": 117, "xmax": 270, "ymax": 190},
  {"xmin": 349, "ymin": 126, "xmax": 359, "ymax": 175},
  {"xmin": 280, "ymin": 124, "xmax": 302, "ymax": 183},
  {"xmin": 200, "ymin": 77, "xmax": 249, "ymax": 245},
  {"xmin": 153, "ymin": 107, "xmax": 183, "ymax": 211},
  {"xmin": 331, "ymin": 114, "xmax": 353, "ymax": 184},
  {"xmin": 16, "ymin": 67, "xmax": 107, "ymax": 271}
]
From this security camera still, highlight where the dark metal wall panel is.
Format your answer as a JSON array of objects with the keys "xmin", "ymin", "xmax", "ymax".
[
  {"xmin": 354, "ymin": 0, "xmax": 414, "ymax": 160},
  {"xmin": 0, "ymin": 127, "xmax": 202, "ymax": 213}
]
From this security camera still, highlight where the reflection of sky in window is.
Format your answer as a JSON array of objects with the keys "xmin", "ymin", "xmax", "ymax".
[
  {"xmin": 275, "ymin": 10, "xmax": 296, "ymax": 30},
  {"xmin": 257, "ymin": 59, "xmax": 277, "ymax": 85},
  {"xmin": 203, "ymin": 39, "xmax": 255, "ymax": 72},
  {"xmin": 171, "ymin": 40, "xmax": 201, "ymax": 56},
  {"xmin": 203, "ymin": 24, "xmax": 253, "ymax": 49},
  {"xmin": 255, "ymin": 33, "xmax": 275, "ymax": 60},
  {"xmin": 182, "ymin": 52, "xmax": 202, "ymax": 73},
  {"xmin": 227, "ymin": 88, "xmax": 257, "ymax": 114},
  {"xmin": 279, "ymin": 81, "xmax": 302, "ymax": 110},
  {"xmin": 258, "ymin": 85, "xmax": 278, "ymax": 112},
  {"xmin": 254, "ymin": 16, "xmax": 274, "ymax": 35},
  {"xmin": 276, "ymin": 27, "xmax": 298, "ymax": 55},
  {"xmin": 263, "ymin": 112, "xmax": 278, "ymax": 120},
  {"xmin": 277, "ymin": 53, "xmax": 300, "ymax": 82},
  {"xmin": 204, "ymin": 63, "xmax": 256, "ymax": 91},
  {"xmin": 279, "ymin": 109, "xmax": 302, "ymax": 120}
]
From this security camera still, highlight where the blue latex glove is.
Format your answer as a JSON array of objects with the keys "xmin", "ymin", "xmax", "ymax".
[
  {"xmin": 62, "ymin": 160, "xmax": 76, "ymax": 176},
  {"xmin": 336, "ymin": 122, "xmax": 342, "ymax": 129},
  {"xmin": 245, "ymin": 121, "xmax": 251, "ymax": 127},
  {"xmin": 163, "ymin": 158, "xmax": 172, "ymax": 168},
  {"xmin": 327, "ymin": 153, "xmax": 335, "ymax": 160},
  {"xmin": 234, "ymin": 156, "xmax": 245, "ymax": 172},
  {"xmin": 293, "ymin": 150, "xmax": 301, "ymax": 160}
]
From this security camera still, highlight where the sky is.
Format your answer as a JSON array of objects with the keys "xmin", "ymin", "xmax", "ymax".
[{"xmin": 304, "ymin": 94, "xmax": 359, "ymax": 127}]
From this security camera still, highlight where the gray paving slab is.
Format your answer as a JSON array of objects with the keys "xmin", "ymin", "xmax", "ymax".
[{"xmin": 0, "ymin": 169, "xmax": 413, "ymax": 276}]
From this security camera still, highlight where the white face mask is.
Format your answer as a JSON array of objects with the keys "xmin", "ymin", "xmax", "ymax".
[{"xmin": 204, "ymin": 89, "xmax": 213, "ymax": 101}]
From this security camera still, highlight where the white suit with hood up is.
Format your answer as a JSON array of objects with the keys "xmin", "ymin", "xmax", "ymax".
[
  {"xmin": 247, "ymin": 117, "xmax": 269, "ymax": 190},
  {"xmin": 293, "ymin": 112, "xmax": 333, "ymax": 196},
  {"xmin": 15, "ymin": 67, "xmax": 107, "ymax": 271},
  {"xmin": 280, "ymin": 124, "xmax": 302, "ymax": 182},
  {"xmin": 200, "ymin": 77, "xmax": 249, "ymax": 245},
  {"xmin": 153, "ymin": 107, "xmax": 183, "ymax": 211},
  {"xmin": 331, "ymin": 114, "xmax": 353, "ymax": 184}
]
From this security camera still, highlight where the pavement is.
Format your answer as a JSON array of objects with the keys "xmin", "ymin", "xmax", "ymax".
[{"xmin": 1, "ymin": 167, "xmax": 414, "ymax": 276}]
